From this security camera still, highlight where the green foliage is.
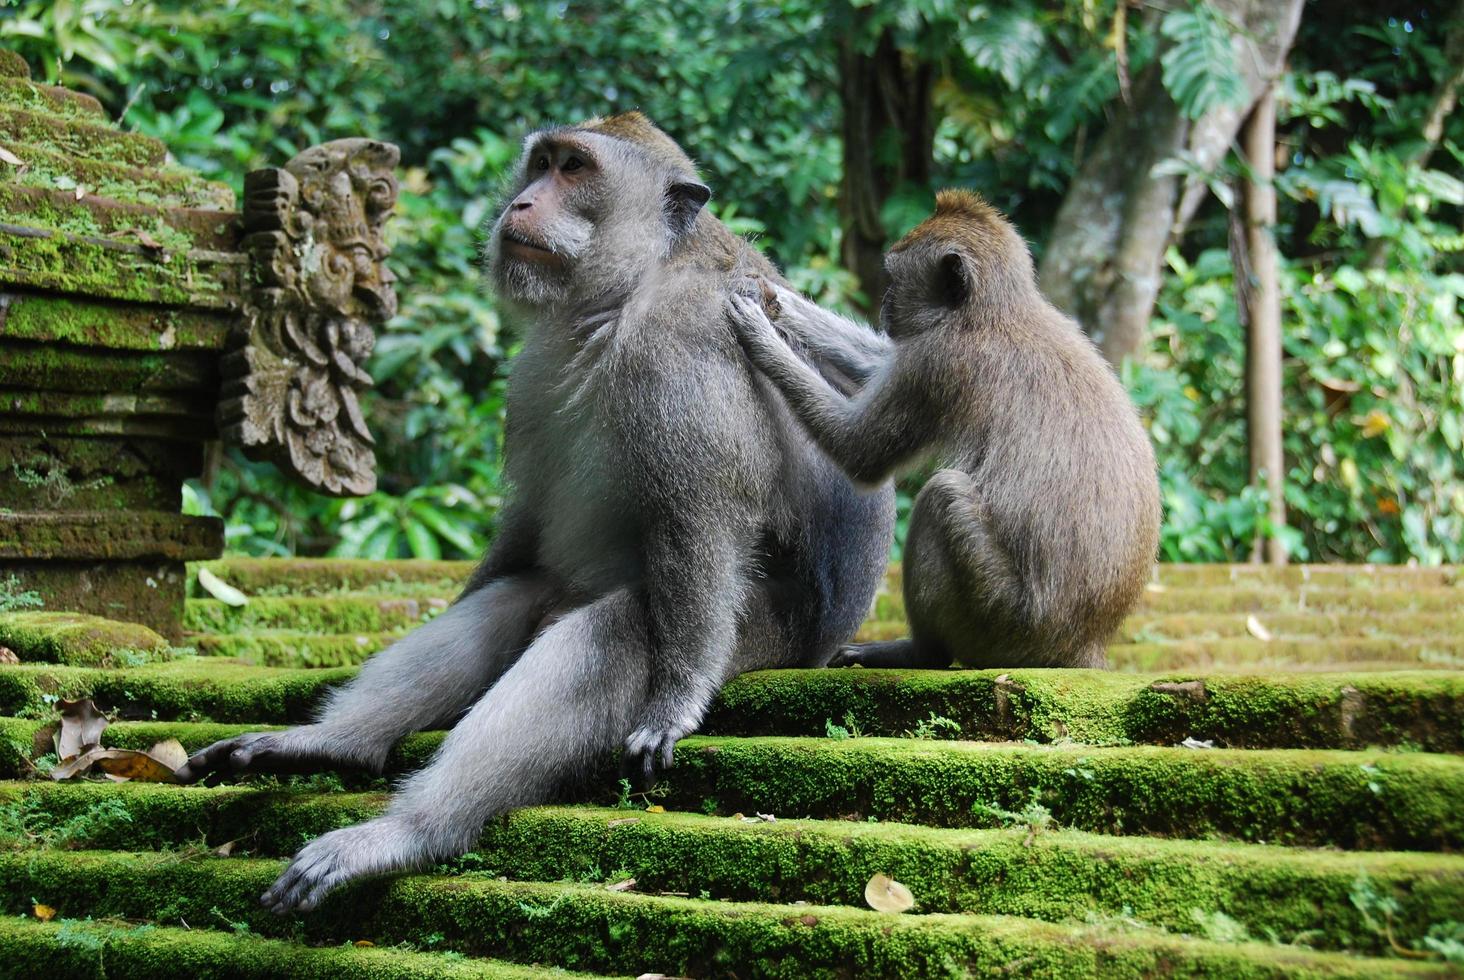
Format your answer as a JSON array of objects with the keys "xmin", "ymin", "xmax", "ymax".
[{"xmin": 10, "ymin": 0, "xmax": 1461, "ymax": 565}]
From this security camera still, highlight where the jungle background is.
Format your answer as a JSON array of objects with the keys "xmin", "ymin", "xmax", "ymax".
[{"xmin": 3, "ymin": 0, "xmax": 1461, "ymax": 566}]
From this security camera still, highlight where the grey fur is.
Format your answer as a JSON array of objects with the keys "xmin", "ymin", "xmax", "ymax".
[
  {"xmin": 176, "ymin": 114, "xmax": 894, "ymax": 914},
  {"xmin": 726, "ymin": 192, "xmax": 1160, "ymax": 671}
]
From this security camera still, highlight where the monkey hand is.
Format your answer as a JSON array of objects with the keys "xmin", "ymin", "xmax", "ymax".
[
  {"xmin": 726, "ymin": 291, "xmax": 785, "ymax": 363},
  {"xmin": 261, "ymin": 816, "xmax": 425, "ymax": 914},
  {"xmin": 174, "ymin": 726, "xmax": 377, "ymax": 783}
]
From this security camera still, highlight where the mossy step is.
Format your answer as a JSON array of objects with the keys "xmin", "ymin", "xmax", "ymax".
[
  {"xmin": 0, "ymin": 611, "xmax": 169, "ymax": 667},
  {"xmin": 0, "ymin": 660, "xmax": 353, "ymax": 721},
  {"xmin": 706, "ymin": 668, "xmax": 1464, "ymax": 751},
  {"xmin": 0, "ymin": 76, "xmax": 105, "ymax": 121},
  {"xmin": 0, "ymin": 182, "xmax": 237, "ymax": 250},
  {"xmin": 184, "ymin": 595, "xmax": 451, "ymax": 634},
  {"xmin": 0, "ymin": 290, "xmax": 232, "ymax": 352},
  {"xmin": 2, "ymin": 784, "xmax": 1460, "ymax": 956},
  {"xmin": 5, "ymin": 662, "xmax": 1458, "ymax": 751},
  {"xmin": 663, "ymin": 736, "xmax": 1464, "ymax": 850},
  {"xmin": 1108, "ymin": 638, "xmax": 1464, "ymax": 672},
  {"xmin": 191, "ymin": 630, "xmax": 401, "ymax": 667},
  {"xmin": 1, "ymin": 851, "xmax": 1449, "ymax": 979},
  {"xmin": 1152, "ymin": 564, "xmax": 1461, "ymax": 588},
  {"xmin": 0, "ymin": 917, "xmax": 607, "ymax": 980},
  {"xmin": 193, "ymin": 558, "xmax": 474, "ymax": 597},
  {"xmin": 0, "ymin": 341, "xmax": 218, "ymax": 393},
  {"xmin": 0, "ymin": 106, "xmax": 166, "ymax": 169},
  {"xmin": 1136, "ymin": 585, "xmax": 1464, "ymax": 615},
  {"xmin": 1, "ymin": 138, "xmax": 235, "ymax": 210},
  {"xmin": 1118, "ymin": 611, "xmax": 1464, "ymax": 642},
  {"xmin": 1, "ymin": 722, "xmax": 1459, "ymax": 850}
]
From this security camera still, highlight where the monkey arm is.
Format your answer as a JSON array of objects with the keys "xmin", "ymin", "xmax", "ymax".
[
  {"xmin": 728, "ymin": 292, "xmax": 927, "ymax": 485},
  {"xmin": 767, "ymin": 282, "xmax": 892, "ymax": 386}
]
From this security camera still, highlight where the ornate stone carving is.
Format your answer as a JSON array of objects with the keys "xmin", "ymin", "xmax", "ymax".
[{"xmin": 219, "ymin": 138, "xmax": 400, "ymax": 496}]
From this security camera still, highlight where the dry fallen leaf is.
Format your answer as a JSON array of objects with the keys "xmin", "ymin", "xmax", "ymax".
[
  {"xmin": 644, "ymin": 805, "xmax": 666, "ymax": 814},
  {"xmin": 1245, "ymin": 614, "xmax": 1273, "ymax": 643},
  {"xmin": 606, "ymin": 878, "xmax": 637, "ymax": 892},
  {"xmin": 0, "ymin": 646, "xmax": 17, "ymax": 664},
  {"xmin": 146, "ymin": 738, "xmax": 189, "ymax": 772},
  {"xmin": 56, "ymin": 698, "xmax": 108, "ymax": 761},
  {"xmin": 51, "ymin": 746, "xmax": 181, "ymax": 783},
  {"xmin": 213, "ymin": 840, "xmax": 238, "ymax": 857},
  {"xmin": 353, "ymin": 940, "xmax": 375, "ymax": 948},
  {"xmin": 606, "ymin": 818, "xmax": 640, "ymax": 829},
  {"xmin": 197, "ymin": 567, "xmax": 249, "ymax": 607},
  {"xmin": 32, "ymin": 904, "xmax": 55, "ymax": 922},
  {"xmin": 0, "ymin": 145, "xmax": 24, "ymax": 167},
  {"xmin": 864, "ymin": 873, "xmax": 915, "ymax": 913}
]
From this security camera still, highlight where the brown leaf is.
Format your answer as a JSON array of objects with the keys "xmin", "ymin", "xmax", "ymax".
[
  {"xmin": 606, "ymin": 878, "xmax": 637, "ymax": 893},
  {"xmin": 213, "ymin": 839, "xmax": 238, "ymax": 857},
  {"xmin": 353, "ymin": 940, "xmax": 374, "ymax": 948},
  {"xmin": 146, "ymin": 738, "xmax": 189, "ymax": 772},
  {"xmin": 51, "ymin": 746, "xmax": 181, "ymax": 783},
  {"xmin": 32, "ymin": 903, "xmax": 55, "ymax": 922},
  {"xmin": 0, "ymin": 646, "xmax": 17, "ymax": 664},
  {"xmin": 864, "ymin": 873, "xmax": 915, "ymax": 913},
  {"xmin": 56, "ymin": 699, "xmax": 108, "ymax": 761}
]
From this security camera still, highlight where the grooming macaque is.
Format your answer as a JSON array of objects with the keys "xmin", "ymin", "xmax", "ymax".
[
  {"xmin": 177, "ymin": 113, "xmax": 894, "ymax": 912},
  {"xmin": 727, "ymin": 190, "xmax": 1160, "ymax": 670}
]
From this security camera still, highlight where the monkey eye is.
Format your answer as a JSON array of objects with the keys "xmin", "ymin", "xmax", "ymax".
[
  {"xmin": 562, "ymin": 155, "xmax": 584, "ymax": 173},
  {"xmin": 535, "ymin": 155, "xmax": 550, "ymax": 172}
]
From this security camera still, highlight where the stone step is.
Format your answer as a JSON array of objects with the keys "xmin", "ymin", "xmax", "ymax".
[
  {"xmin": 1151, "ymin": 564, "xmax": 1461, "ymax": 588},
  {"xmin": 191, "ymin": 630, "xmax": 402, "ymax": 667},
  {"xmin": 192, "ymin": 558, "xmax": 475, "ymax": 597},
  {"xmin": 3, "ymin": 661, "xmax": 1458, "ymax": 751},
  {"xmin": 1117, "ymin": 611, "xmax": 1464, "ymax": 641},
  {"xmin": 0, "ymin": 106, "xmax": 166, "ymax": 170},
  {"xmin": 0, "ymin": 77, "xmax": 106, "ymax": 122},
  {"xmin": 185, "ymin": 595, "xmax": 449, "ymax": 635},
  {"xmin": 0, "ymin": 917, "xmax": 604, "ymax": 979},
  {"xmin": 1, "ymin": 783, "xmax": 1459, "ymax": 956},
  {"xmin": 1106, "ymin": 637, "xmax": 1464, "ymax": 671},
  {"xmin": 2, "ymin": 722, "xmax": 1458, "ymax": 850},
  {"xmin": 0, "ymin": 850, "xmax": 1447, "ymax": 978},
  {"xmin": 0, "ymin": 137, "xmax": 235, "ymax": 211}
]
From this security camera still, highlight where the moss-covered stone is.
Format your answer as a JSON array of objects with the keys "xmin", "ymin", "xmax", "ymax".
[
  {"xmin": 2, "ymin": 138, "xmax": 235, "ymax": 209},
  {"xmin": 0, "ymin": 434, "xmax": 201, "ymax": 512},
  {"xmin": 0, "ymin": 343, "xmax": 216, "ymax": 393},
  {"xmin": 0, "ymin": 182, "xmax": 232, "ymax": 248},
  {"xmin": 0, "ymin": 107, "xmax": 166, "ymax": 169},
  {"xmin": 1118, "ymin": 611, "xmax": 1464, "ymax": 642},
  {"xmin": 0, "ymin": 560, "xmax": 191, "ymax": 641},
  {"xmin": 0, "ymin": 512, "xmax": 222, "ymax": 561},
  {"xmin": 0, "ymin": 51, "xmax": 30, "ymax": 79},
  {"xmin": 1, "ymin": 785, "xmax": 1459, "ymax": 956},
  {"xmin": 1108, "ymin": 638, "xmax": 1464, "ymax": 671},
  {"xmin": 0, "ymin": 851, "xmax": 1448, "ymax": 979},
  {"xmin": 705, "ymin": 668, "xmax": 1464, "ymax": 751},
  {"xmin": 192, "ymin": 558, "xmax": 475, "ymax": 597},
  {"xmin": 190, "ymin": 631, "xmax": 400, "ymax": 668},
  {"xmin": 0, "ymin": 611, "xmax": 167, "ymax": 667},
  {"xmin": 0, "ymin": 77, "xmax": 105, "ymax": 121},
  {"xmin": 0, "ymin": 291, "xmax": 231, "ymax": 351},
  {"xmin": 661, "ymin": 736, "xmax": 1464, "ymax": 850},
  {"xmin": 1152, "ymin": 564, "xmax": 1461, "ymax": 589},
  {"xmin": 0, "ymin": 659, "xmax": 352, "ymax": 721},
  {"xmin": 1136, "ymin": 586, "xmax": 1464, "ymax": 616},
  {"xmin": 0, "ymin": 916, "xmax": 603, "ymax": 979},
  {"xmin": 184, "ymin": 595, "xmax": 449, "ymax": 635}
]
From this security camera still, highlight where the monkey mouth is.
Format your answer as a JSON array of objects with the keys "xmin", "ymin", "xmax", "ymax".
[{"xmin": 501, "ymin": 229, "xmax": 559, "ymax": 261}]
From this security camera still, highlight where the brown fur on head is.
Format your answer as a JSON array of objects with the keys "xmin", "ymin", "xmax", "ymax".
[
  {"xmin": 578, "ymin": 111, "xmax": 700, "ymax": 179},
  {"xmin": 884, "ymin": 189, "xmax": 1036, "ymax": 334}
]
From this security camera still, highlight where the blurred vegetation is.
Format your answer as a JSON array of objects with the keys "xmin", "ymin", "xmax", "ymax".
[{"xmin": 5, "ymin": 0, "xmax": 1461, "ymax": 564}]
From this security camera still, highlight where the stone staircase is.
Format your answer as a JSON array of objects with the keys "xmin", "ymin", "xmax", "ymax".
[{"xmin": 0, "ymin": 560, "xmax": 1460, "ymax": 977}]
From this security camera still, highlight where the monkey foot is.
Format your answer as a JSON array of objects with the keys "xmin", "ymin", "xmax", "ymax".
[
  {"xmin": 262, "ymin": 817, "xmax": 422, "ymax": 914},
  {"xmin": 622, "ymin": 721, "xmax": 693, "ymax": 790},
  {"xmin": 827, "ymin": 639, "xmax": 949, "ymax": 670}
]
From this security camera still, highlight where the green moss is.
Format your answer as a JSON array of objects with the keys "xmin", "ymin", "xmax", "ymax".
[
  {"xmin": 1109, "ymin": 638, "xmax": 1464, "ymax": 671},
  {"xmin": 0, "ymin": 344, "xmax": 214, "ymax": 393},
  {"xmin": 1137, "ymin": 586, "xmax": 1464, "ymax": 616},
  {"xmin": 0, "ymin": 107, "xmax": 165, "ymax": 168},
  {"xmin": 1119, "ymin": 611, "xmax": 1464, "ymax": 642},
  {"xmin": 0, "ymin": 851, "xmax": 1447, "ymax": 979},
  {"xmin": 1152, "ymin": 565, "xmax": 1460, "ymax": 589},
  {"xmin": 0, "ymin": 225, "xmax": 235, "ymax": 308},
  {"xmin": 0, "ymin": 292, "xmax": 230, "ymax": 351},
  {"xmin": 0, "ymin": 612, "xmax": 167, "ymax": 667},
  {"xmin": 0, "ymin": 51, "xmax": 30, "ymax": 79},
  {"xmin": 191, "ymin": 631, "xmax": 400, "ymax": 668},
  {"xmin": 706, "ymin": 668, "xmax": 1464, "ymax": 751},
  {"xmin": 3, "ymin": 138, "xmax": 235, "ymax": 209},
  {"xmin": 661, "ymin": 736, "xmax": 1464, "ymax": 850},
  {"xmin": 1, "ymin": 785, "xmax": 1459, "ymax": 956},
  {"xmin": 191, "ymin": 558, "xmax": 475, "ymax": 597},
  {"xmin": 0, "ymin": 77, "xmax": 105, "ymax": 121},
  {"xmin": 0, "ymin": 659, "xmax": 352, "ymax": 721},
  {"xmin": 184, "ymin": 596, "xmax": 450, "ymax": 635},
  {"xmin": 0, "ymin": 916, "xmax": 596, "ymax": 979}
]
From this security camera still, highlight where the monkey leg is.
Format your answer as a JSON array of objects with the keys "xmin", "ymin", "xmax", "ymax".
[
  {"xmin": 827, "ymin": 638, "xmax": 951, "ymax": 669},
  {"xmin": 177, "ymin": 572, "xmax": 560, "ymax": 783},
  {"xmin": 259, "ymin": 587, "xmax": 648, "ymax": 914}
]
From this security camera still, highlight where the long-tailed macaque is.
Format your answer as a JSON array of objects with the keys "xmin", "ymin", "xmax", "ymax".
[
  {"xmin": 177, "ymin": 113, "xmax": 894, "ymax": 913},
  {"xmin": 727, "ymin": 189, "xmax": 1160, "ymax": 670}
]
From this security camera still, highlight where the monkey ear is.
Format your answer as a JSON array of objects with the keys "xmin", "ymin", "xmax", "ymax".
[
  {"xmin": 937, "ymin": 251, "xmax": 971, "ymax": 307},
  {"xmin": 665, "ymin": 179, "xmax": 711, "ymax": 238}
]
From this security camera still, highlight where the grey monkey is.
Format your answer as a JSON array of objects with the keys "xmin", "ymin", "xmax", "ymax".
[
  {"xmin": 176, "ymin": 113, "xmax": 894, "ymax": 913},
  {"xmin": 726, "ymin": 189, "xmax": 1160, "ymax": 670}
]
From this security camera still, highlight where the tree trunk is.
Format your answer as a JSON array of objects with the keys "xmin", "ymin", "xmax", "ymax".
[
  {"xmin": 838, "ymin": 23, "xmax": 934, "ymax": 312},
  {"xmin": 1039, "ymin": 0, "xmax": 1304, "ymax": 366},
  {"xmin": 1234, "ymin": 84, "xmax": 1287, "ymax": 565}
]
